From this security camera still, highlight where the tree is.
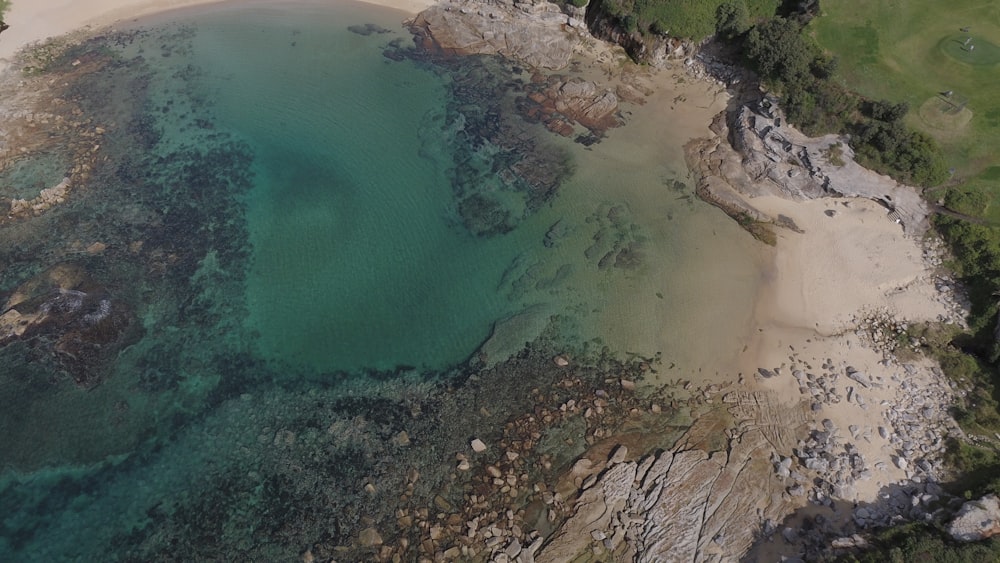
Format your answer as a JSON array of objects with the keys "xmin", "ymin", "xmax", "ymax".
[
  {"xmin": 868, "ymin": 99, "xmax": 909, "ymax": 122},
  {"xmin": 716, "ymin": 0, "xmax": 751, "ymax": 41},
  {"xmin": 745, "ymin": 17, "xmax": 815, "ymax": 82},
  {"xmin": 810, "ymin": 54, "xmax": 838, "ymax": 79}
]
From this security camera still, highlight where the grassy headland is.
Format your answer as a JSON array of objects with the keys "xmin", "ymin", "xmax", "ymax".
[
  {"xmin": 587, "ymin": 0, "xmax": 778, "ymax": 42},
  {"xmin": 807, "ymin": 0, "xmax": 1000, "ymax": 495}
]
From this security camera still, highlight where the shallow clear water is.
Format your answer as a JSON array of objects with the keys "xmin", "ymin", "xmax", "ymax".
[
  {"xmin": 0, "ymin": 1, "xmax": 763, "ymax": 559},
  {"xmin": 141, "ymin": 1, "xmax": 588, "ymax": 374}
]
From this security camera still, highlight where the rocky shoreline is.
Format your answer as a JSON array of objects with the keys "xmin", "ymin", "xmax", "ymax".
[{"xmin": 379, "ymin": 1, "xmax": 993, "ymax": 561}]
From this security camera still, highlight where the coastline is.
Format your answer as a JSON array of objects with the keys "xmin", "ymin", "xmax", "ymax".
[
  {"xmin": 0, "ymin": 0, "xmax": 434, "ymax": 70},
  {"xmin": 0, "ymin": 0, "xmax": 976, "ymax": 560}
]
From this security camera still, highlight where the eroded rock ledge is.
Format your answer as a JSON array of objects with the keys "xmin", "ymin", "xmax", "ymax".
[
  {"xmin": 536, "ymin": 390, "xmax": 804, "ymax": 562},
  {"xmin": 689, "ymin": 102, "xmax": 932, "ymax": 236}
]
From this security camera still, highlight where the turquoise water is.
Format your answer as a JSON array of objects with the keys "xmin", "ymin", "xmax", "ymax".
[
  {"xmin": 165, "ymin": 2, "xmax": 563, "ymax": 373},
  {"xmin": 0, "ymin": 1, "xmax": 763, "ymax": 559}
]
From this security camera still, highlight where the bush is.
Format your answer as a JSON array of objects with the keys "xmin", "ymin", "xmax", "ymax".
[
  {"xmin": 945, "ymin": 187, "xmax": 991, "ymax": 217},
  {"xmin": 745, "ymin": 17, "xmax": 815, "ymax": 81},
  {"xmin": 716, "ymin": 0, "xmax": 751, "ymax": 40},
  {"xmin": 852, "ymin": 121, "xmax": 948, "ymax": 187},
  {"xmin": 840, "ymin": 522, "xmax": 1000, "ymax": 562}
]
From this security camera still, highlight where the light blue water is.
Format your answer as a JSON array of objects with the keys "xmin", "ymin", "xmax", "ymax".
[{"xmin": 177, "ymin": 2, "xmax": 552, "ymax": 372}]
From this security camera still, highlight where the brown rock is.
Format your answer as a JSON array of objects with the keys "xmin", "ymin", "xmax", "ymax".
[
  {"xmin": 434, "ymin": 495, "xmax": 454, "ymax": 512},
  {"xmin": 393, "ymin": 430, "xmax": 411, "ymax": 447},
  {"xmin": 359, "ymin": 527, "xmax": 384, "ymax": 547}
]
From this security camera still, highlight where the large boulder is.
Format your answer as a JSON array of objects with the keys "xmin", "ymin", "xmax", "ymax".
[{"xmin": 948, "ymin": 495, "xmax": 1000, "ymax": 542}]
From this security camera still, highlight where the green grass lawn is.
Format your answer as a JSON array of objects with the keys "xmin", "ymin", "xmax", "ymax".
[{"xmin": 812, "ymin": 0, "xmax": 1000, "ymax": 218}]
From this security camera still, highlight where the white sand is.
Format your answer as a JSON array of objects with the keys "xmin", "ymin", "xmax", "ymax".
[
  {"xmin": 753, "ymin": 196, "xmax": 946, "ymax": 334},
  {"xmin": 0, "ymin": 0, "xmax": 434, "ymax": 69},
  {"xmin": 742, "ymin": 195, "xmax": 955, "ymax": 502}
]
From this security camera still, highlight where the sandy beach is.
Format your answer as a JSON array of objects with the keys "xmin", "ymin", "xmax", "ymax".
[
  {"xmin": 0, "ymin": 0, "xmax": 434, "ymax": 69},
  {"xmin": 749, "ymin": 195, "xmax": 956, "ymax": 466}
]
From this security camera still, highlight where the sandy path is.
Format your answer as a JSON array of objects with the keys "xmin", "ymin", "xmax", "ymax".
[{"xmin": 0, "ymin": 0, "xmax": 433, "ymax": 69}]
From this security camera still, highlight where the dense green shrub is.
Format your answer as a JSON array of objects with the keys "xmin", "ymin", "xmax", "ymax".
[
  {"xmin": 852, "ymin": 121, "xmax": 948, "ymax": 187},
  {"xmin": 594, "ymin": 0, "xmax": 778, "ymax": 41},
  {"xmin": 746, "ymin": 17, "xmax": 816, "ymax": 80},
  {"xmin": 945, "ymin": 187, "xmax": 992, "ymax": 217},
  {"xmin": 715, "ymin": 0, "xmax": 751, "ymax": 39},
  {"xmin": 840, "ymin": 522, "xmax": 1000, "ymax": 562}
]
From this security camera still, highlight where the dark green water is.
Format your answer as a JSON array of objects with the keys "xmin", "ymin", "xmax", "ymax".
[{"xmin": 0, "ymin": 1, "xmax": 762, "ymax": 559}]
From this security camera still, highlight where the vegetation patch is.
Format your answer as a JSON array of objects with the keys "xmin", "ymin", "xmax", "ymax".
[
  {"xmin": 735, "ymin": 212, "xmax": 776, "ymax": 245},
  {"xmin": 837, "ymin": 522, "xmax": 1000, "ymax": 562},
  {"xmin": 591, "ymin": 0, "xmax": 779, "ymax": 41},
  {"xmin": 822, "ymin": 142, "xmax": 846, "ymax": 167}
]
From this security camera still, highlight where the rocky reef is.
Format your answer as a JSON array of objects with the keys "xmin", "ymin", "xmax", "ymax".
[
  {"xmin": 0, "ymin": 263, "xmax": 138, "ymax": 387},
  {"xmin": 0, "ymin": 25, "xmax": 255, "ymax": 469},
  {"xmin": 407, "ymin": 0, "xmax": 588, "ymax": 70},
  {"xmin": 395, "ymin": 1, "xmax": 640, "ymax": 237}
]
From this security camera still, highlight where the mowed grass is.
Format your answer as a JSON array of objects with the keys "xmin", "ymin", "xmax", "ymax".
[{"xmin": 812, "ymin": 0, "xmax": 1000, "ymax": 218}]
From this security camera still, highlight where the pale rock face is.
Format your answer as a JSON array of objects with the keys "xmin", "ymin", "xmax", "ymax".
[
  {"xmin": 408, "ymin": 0, "xmax": 581, "ymax": 70},
  {"xmin": 949, "ymin": 495, "xmax": 1000, "ymax": 542},
  {"xmin": 535, "ymin": 390, "xmax": 803, "ymax": 562}
]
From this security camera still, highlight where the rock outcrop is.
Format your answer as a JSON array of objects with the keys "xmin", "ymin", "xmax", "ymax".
[
  {"xmin": 8, "ymin": 176, "xmax": 71, "ymax": 216},
  {"xmin": 518, "ymin": 74, "xmax": 621, "ymax": 137},
  {"xmin": 408, "ymin": 0, "xmax": 588, "ymax": 70},
  {"xmin": 535, "ymin": 390, "xmax": 806, "ymax": 562},
  {"xmin": 0, "ymin": 263, "xmax": 137, "ymax": 386},
  {"xmin": 689, "ymin": 102, "xmax": 933, "ymax": 236},
  {"xmin": 583, "ymin": 1, "xmax": 691, "ymax": 66}
]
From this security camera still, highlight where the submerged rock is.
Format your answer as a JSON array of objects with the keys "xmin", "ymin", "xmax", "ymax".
[{"xmin": 0, "ymin": 263, "xmax": 138, "ymax": 387}]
